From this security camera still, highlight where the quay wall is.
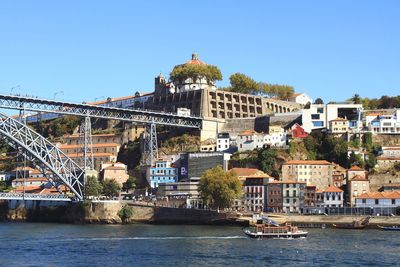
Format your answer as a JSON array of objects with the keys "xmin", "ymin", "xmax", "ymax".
[{"xmin": 282, "ymin": 215, "xmax": 400, "ymax": 227}]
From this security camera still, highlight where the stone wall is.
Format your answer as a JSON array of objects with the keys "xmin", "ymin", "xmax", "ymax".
[
  {"xmin": 369, "ymin": 174, "xmax": 400, "ymax": 191},
  {"xmin": 372, "ymin": 134, "xmax": 400, "ymax": 146}
]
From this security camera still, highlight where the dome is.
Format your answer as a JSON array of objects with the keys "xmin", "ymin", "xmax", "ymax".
[{"xmin": 184, "ymin": 53, "xmax": 206, "ymax": 66}]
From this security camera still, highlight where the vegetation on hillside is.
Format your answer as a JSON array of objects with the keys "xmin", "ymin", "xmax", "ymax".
[
  {"xmin": 159, "ymin": 134, "xmax": 200, "ymax": 155},
  {"xmin": 117, "ymin": 141, "xmax": 141, "ymax": 170},
  {"xmin": 221, "ymin": 73, "xmax": 294, "ymax": 100},
  {"xmin": 349, "ymin": 94, "xmax": 400, "ymax": 109}
]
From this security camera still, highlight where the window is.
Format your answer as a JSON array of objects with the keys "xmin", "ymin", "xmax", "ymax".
[
  {"xmin": 317, "ymin": 108, "xmax": 324, "ymax": 114},
  {"xmin": 362, "ymin": 199, "xmax": 366, "ymax": 204},
  {"xmin": 312, "ymin": 121, "xmax": 324, "ymax": 127},
  {"xmin": 392, "ymin": 199, "xmax": 396, "ymax": 205},
  {"xmin": 311, "ymin": 114, "xmax": 320, "ymax": 120},
  {"xmin": 375, "ymin": 199, "xmax": 379, "ymax": 205},
  {"xmin": 286, "ymin": 190, "xmax": 289, "ymax": 197}
]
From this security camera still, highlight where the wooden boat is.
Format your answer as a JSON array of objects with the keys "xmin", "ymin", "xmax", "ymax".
[
  {"xmin": 377, "ymin": 225, "xmax": 400, "ymax": 231},
  {"xmin": 332, "ymin": 216, "xmax": 370, "ymax": 229},
  {"xmin": 243, "ymin": 217, "xmax": 307, "ymax": 239}
]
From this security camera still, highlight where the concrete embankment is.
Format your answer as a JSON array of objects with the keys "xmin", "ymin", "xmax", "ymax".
[
  {"xmin": 280, "ymin": 215, "xmax": 400, "ymax": 228},
  {"xmin": 0, "ymin": 200, "xmax": 240, "ymax": 225}
]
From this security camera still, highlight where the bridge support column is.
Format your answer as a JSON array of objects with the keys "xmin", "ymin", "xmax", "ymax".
[{"xmin": 142, "ymin": 123, "xmax": 158, "ymax": 166}]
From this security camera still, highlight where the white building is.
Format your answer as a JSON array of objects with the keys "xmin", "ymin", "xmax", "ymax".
[
  {"xmin": 366, "ymin": 110, "xmax": 400, "ymax": 134},
  {"xmin": 290, "ymin": 93, "xmax": 312, "ymax": 106},
  {"xmin": 355, "ymin": 191, "xmax": 400, "ymax": 208},
  {"xmin": 321, "ymin": 186, "xmax": 344, "ymax": 208},
  {"xmin": 382, "ymin": 146, "xmax": 400, "ymax": 158},
  {"xmin": 236, "ymin": 130, "xmax": 287, "ymax": 152},
  {"xmin": 302, "ymin": 103, "xmax": 363, "ymax": 133},
  {"xmin": 216, "ymin": 133, "xmax": 230, "ymax": 152}
]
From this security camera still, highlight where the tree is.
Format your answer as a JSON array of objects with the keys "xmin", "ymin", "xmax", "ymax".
[
  {"xmin": 365, "ymin": 154, "xmax": 377, "ymax": 171},
  {"xmin": 259, "ymin": 83, "xmax": 294, "ymax": 100},
  {"xmin": 256, "ymin": 147, "xmax": 279, "ymax": 177},
  {"xmin": 350, "ymin": 94, "xmax": 361, "ymax": 104},
  {"xmin": 199, "ymin": 166, "xmax": 242, "ymax": 209},
  {"xmin": 85, "ymin": 176, "xmax": 103, "ymax": 197},
  {"xmin": 123, "ymin": 176, "xmax": 136, "ymax": 192},
  {"xmin": 314, "ymin": 98, "xmax": 324, "ymax": 104},
  {"xmin": 229, "ymin": 73, "xmax": 258, "ymax": 94},
  {"xmin": 102, "ymin": 179, "xmax": 121, "ymax": 198},
  {"xmin": 170, "ymin": 64, "xmax": 222, "ymax": 85},
  {"xmin": 348, "ymin": 152, "xmax": 365, "ymax": 169},
  {"xmin": 118, "ymin": 205, "xmax": 134, "ymax": 224}
]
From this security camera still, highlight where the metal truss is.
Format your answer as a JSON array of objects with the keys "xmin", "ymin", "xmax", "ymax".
[
  {"xmin": 0, "ymin": 112, "xmax": 84, "ymax": 200},
  {"xmin": 79, "ymin": 116, "xmax": 94, "ymax": 170},
  {"xmin": 0, "ymin": 94, "xmax": 202, "ymax": 128},
  {"xmin": 142, "ymin": 123, "xmax": 158, "ymax": 166},
  {"xmin": 0, "ymin": 192, "xmax": 71, "ymax": 201}
]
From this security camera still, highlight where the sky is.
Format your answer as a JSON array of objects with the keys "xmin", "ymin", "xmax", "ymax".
[{"xmin": 0, "ymin": 0, "xmax": 399, "ymax": 103}]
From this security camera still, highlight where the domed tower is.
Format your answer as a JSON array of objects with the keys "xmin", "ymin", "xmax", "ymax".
[
  {"xmin": 170, "ymin": 53, "xmax": 218, "ymax": 93},
  {"xmin": 154, "ymin": 73, "xmax": 167, "ymax": 95}
]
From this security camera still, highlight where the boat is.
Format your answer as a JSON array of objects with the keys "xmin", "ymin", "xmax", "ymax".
[
  {"xmin": 243, "ymin": 217, "xmax": 308, "ymax": 239},
  {"xmin": 332, "ymin": 216, "xmax": 370, "ymax": 229},
  {"xmin": 377, "ymin": 225, "xmax": 400, "ymax": 231}
]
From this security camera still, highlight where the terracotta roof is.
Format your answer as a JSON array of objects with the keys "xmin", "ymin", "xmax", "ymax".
[
  {"xmin": 103, "ymin": 166, "xmax": 126, "ymax": 171},
  {"xmin": 13, "ymin": 186, "xmax": 43, "ymax": 193},
  {"xmin": 66, "ymin": 133, "xmax": 118, "ymax": 138},
  {"xmin": 324, "ymin": 186, "xmax": 343, "ymax": 193},
  {"xmin": 185, "ymin": 53, "xmax": 206, "ymax": 66},
  {"xmin": 66, "ymin": 152, "xmax": 114, "ymax": 158},
  {"xmin": 351, "ymin": 175, "xmax": 368, "ymax": 181},
  {"xmin": 59, "ymin": 143, "xmax": 120, "ymax": 149},
  {"xmin": 230, "ymin": 168, "xmax": 271, "ymax": 179},
  {"xmin": 268, "ymin": 180, "xmax": 306, "ymax": 184},
  {"xmin": 330, "ymin": 117, "xmax": 347, "ymax": 121},
  {"xmin": 283, "ymin": 160, "xmax": 332, "ymax": 165},
  {"xmin": 238, "ymin": 130, "xmax": 257, "ymax": 136},
  {"xmin": 348, "ymin": 165, "xmax": 364, "ymax": 171},
  {"xmin": 382, "ymin": 147, "xmax": 400, "ymax": 150},
  {"xmin": 382, "ymin": 183, "xmax": 400, "ymax": 187},
  {"xmin": 12, "ymin": 166, "xmax": 35, "ymax": 171},
  {"xmin": 292, "ymin": 93, "xmax": 302, "ymax": 97},
  {"xmin": 357, "ymin": 191, "xmax": 400, "ymax": 199},
  {"xmin": 13, "ymin": 178, "xmax": 48, "ymax": 183},
  {"xmin": 377, "ymin": 157, "xmax": 400, "ymax": 161}
]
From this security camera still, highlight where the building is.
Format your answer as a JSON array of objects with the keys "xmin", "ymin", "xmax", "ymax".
[
  {"xmin": 156, "ymin": 178, "xmax": 202, "ymax": 208},
  {"xmin": 146, "ymin": 159, "xmax": 178, "ymax": 189},
  {"xmin": 321, "ymin": 186, "xmax": 344, "ymax": 208},
  {"xmin": 216, "ymin": 133, "xmax": 230, "ymax": 152},
  {"xmin": 100, "ymin": 162, "xmax": 129, "ymax": 187},
  {"xmin": 329, "ymin": 117, "xmax": 349, "ymax": 137},
  {"xmin": 179, "ymin": 152, "xmax": 230, "ymax": 181},
  {"xmin": 366, "ymin": 110, "xmax": 400, "ymax": 134},
  {"xmin": 289, "ymin": 93, "xmax": 312, "ymax": 106},
  {"xmin": 200, "ymin": 138, "xmax": 216, "ymax": 152},
  {"xmin": 348, "ymin": 175, "xmax": 370, "ymax": 206},
  {"xmin": 347, "ymin": 165, "xmax": 367, "ymax": 180},
  {"xmin": 66, "ymin": 153, "xmax": 117, "ymax": 171},
  {"xmin": 290, "ymin": 123, "xmax": 308, "ymax": 139},
  {"xmin": 229, "ymin": 168, "xmax": 273, "ymax": 212},
  {"xmin": 302, "ymin": 103, "xmax": 362, "ymax": 133},
  {"xmin": 281, "ymin": 160, "xmax": 334, "ymax": 189},
  {"xmin": 12, "ymin": 177, "xmax": 49, "ymax": 187},
  {"xmin": 236, "ymin": 129, "xmax": 287, "ymax": 152},
  {"xmin": 355, "ymin": 191, "xmax": 400, "ymax": 208},
  {"xmin": 381, "ymin": 146, "xmax": 400, "ymax": 158},
  {"xmin": 332, "ymin": 163, "xmax": 347, "ymax": 188},
  {"xmin": 266, "ymin": 180, "xmax": 306, "ymax": 213},
  {"xmin": 379, "ymin": 183, "xmax": 400, "ymax": 192},
  {"xmin": 376, "ymin": 146, "xmax": 400, "ymax": 170},
  {"xmin": 304, "ymin": 185, "xmax": 317, "ymax": 208}
]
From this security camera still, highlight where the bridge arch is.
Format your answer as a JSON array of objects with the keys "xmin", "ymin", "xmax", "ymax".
[{"xmin": 0, "ymin": 112, "xmax": 84, "ymax": 200}]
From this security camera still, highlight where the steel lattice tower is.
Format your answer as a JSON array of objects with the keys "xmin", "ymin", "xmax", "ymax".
[
  {"xmin": 142, "ymin": 123, "xmax": 158, "ymax": 166},
  {"xmin": 79, "ymin": 116, "xmax": 94, "ymax": 171}
]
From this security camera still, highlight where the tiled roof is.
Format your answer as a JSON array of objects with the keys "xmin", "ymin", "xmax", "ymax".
[
  {"xmin": 13, "ymin": 186, "xmax": 43, "ymax": 193},
  {"xmin": 238, "ymin": 130, "xmax": 257, "ymax": 136},
  {"xmin": 351, "ymin": 175, "xmax": 368, "ymax": 181},
  {"xmin": 330, "ymin": 117, "xmax": 347, "ymax": 121},
  {"xmin": 66, "ymin": 133, "xmax": 118, "ymax": 139},
  {"xmin": 377, "ymin": 156, "xmax": 400, "ymax": 160},
  {"xmin": 357, "ymin": 191, "xmax": 400, "ymax": 199},
  {"xmin": 348, "ymin": 165, "xmax": 364, "ymax": 171},
  {"xmin": 230, "ymin": 168, "xmax": 271, "ymax": 178},
  {"xmin": 59, "ymin": 143, "xmax": 120, "ymax": 149},
  {"xmin": 13, "ymin": 177, "xmax": 48, "ymax": 183},
  {"xmin": 268, "ymin": 180, "xmax": 306, "ymax": 184},
  {"xmin": 283, "ymin": 160, "xmax": 332, "ymax": 165},
  {"xmin": 66, "ymin": 152, "xmax": 114, "ymax": 158},
  {"xmin": 324, "ymin": 186, "xmax": 343, "ymax": 193},
  {"xmin": 382, "ymin": 146, "xmax": 400, "ymax": 150},
  {"xmin": 103, "ymin": 166, "xmax": 126, "ymax": 171}
]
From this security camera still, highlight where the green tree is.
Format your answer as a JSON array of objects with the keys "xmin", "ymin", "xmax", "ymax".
[
  {"xmin": 365, "ymin": 154, "xmax": 377, "ymax": 171},
  {"xmin": 85, "ymin": 176, "xmax": 103, "ymax": 197},
  {"xmin": 348, "ymin": 152, "xmax": 365, "ymax": 169},
  {"xmin": 350, "ymin": 94, "xmax": 361, "ymax": 104},
  {"xmin": 363, "ymin": 132, "xmax": 373, "ymax": 151},
  {"xmin": 102, "ymin": 179, "xmax": 121, "ymax": 198},
  {"xmin": 314, "ymin": 98, "xmax": 324, "ymax": 104},
  {"xmin": 170, "ymin": 64, "xmax": 222, "ymax": 85},
  {"xmin": 259, "ymin": 83, "xmax": 294, "ymax": 100},
  {"xmin": 123, "ymin": 176, "xmax": 136, "ymax": 192},
  {"xmin": 118, "ymin": 205, "xmax": 134, "ymax": 223},
  {"xmin": 199, "ymin": 166, "xmax": 242, "ymax": 209},
  {"xmin": 229, "ymin": 73, "xmax": 258, "ymax": 94},
  {"xmin": 256, "ymin": 147, "xmax": 280, "ymax": 178}
]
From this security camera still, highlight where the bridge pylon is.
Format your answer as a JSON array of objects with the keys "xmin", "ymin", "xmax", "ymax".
[{"xmin": 142, "ymin": 122, "xmax": 158, "ymax": 166}]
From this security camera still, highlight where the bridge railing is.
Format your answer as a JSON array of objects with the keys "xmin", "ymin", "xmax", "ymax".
[{"xmin": 0, "ymin": 192, "xmax": 71, "ymax": 201}]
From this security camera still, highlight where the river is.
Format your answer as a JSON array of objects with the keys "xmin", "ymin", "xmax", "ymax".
[{"xmin": 0, "ymin": 223, "xmax": 399, "ymax": 266}]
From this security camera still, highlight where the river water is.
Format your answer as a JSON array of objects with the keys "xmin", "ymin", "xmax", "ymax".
[{"xmin": 0, "ymin": 223, "xmax": 399, "ymax": 266}]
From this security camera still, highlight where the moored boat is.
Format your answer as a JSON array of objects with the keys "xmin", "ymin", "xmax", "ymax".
[
  {"xmin": 243, "ymin": 217, "xmax": 308, "ymax": 239},
  {"xmin": 377, "ymin": 225, "xmax": 400, "ymax": 231},
  {"xmin": 332, "ymin": 216, "xmax": 370, "ymax": 229}
]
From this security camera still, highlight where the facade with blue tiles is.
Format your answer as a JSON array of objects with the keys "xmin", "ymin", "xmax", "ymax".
[{"xmin": 146, "ymin": 160, "xmax": 178, "ymax": 189}]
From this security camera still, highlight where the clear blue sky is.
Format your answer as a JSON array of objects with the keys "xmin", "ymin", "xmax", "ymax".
[{"xmin": 0, "ymin": 0, "xmax": 399, "ymax": 103}]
